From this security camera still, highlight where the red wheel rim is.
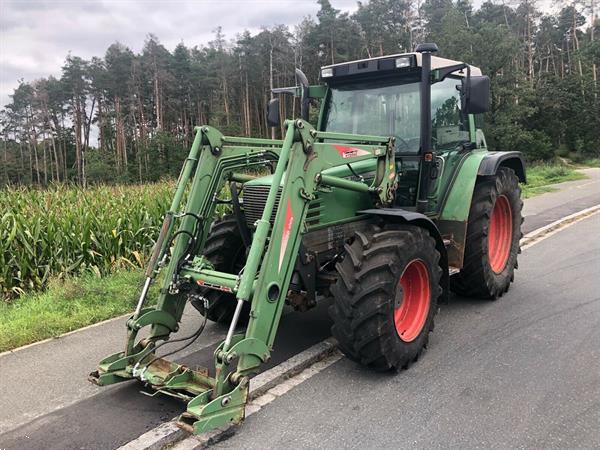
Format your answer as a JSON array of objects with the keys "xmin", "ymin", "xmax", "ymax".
[
  {"xmin": 394, "ymin": 260, "xmax": 430, "ymax": 342},
  {"xmin": 488, "ymin": 195, "xmax": 513, "ymax": 273}
]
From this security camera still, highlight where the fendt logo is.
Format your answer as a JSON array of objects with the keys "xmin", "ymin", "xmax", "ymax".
[{"xmin": 334, "ymin": 144, "xmax": 370, "ymax": 159}]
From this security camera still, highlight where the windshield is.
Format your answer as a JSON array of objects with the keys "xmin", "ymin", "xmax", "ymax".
[{"xmin": 324, "ymin": 77, "xmax": 469, "ymax": 153}]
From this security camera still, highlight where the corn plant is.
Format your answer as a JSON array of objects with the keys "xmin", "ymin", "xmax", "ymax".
[{"xmin": 0, "ymin": 182, "xmax": 173, "ymax": 300}]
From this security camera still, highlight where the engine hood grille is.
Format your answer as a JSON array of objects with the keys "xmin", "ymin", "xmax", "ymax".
[
  {"xmin": 243, "ymin": 185, "xmax": 282, "ymax": 227},
  {"xmin": 242, "ymin": 185, "xmax": 321, "ymax": 228}
]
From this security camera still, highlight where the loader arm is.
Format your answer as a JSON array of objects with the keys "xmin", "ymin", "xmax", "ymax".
[{"xmin": 90, "ymin": 120, "xmax": 396, "ymax": 434}]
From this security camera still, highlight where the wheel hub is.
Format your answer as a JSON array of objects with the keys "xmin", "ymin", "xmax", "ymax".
[
  {"xmin": 488, "ymin": 195, "xmax": 513, "ymax": 273},
  {"xmin": 394, "ymin": 260, "xmax": 430, "ymax": 342}
]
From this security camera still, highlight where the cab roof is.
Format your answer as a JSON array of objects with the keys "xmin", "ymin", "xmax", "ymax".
[{"xmin": 321, "ymin": 52, "xmax": 482, "ymax": 80}]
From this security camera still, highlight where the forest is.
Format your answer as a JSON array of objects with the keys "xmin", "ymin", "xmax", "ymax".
[{"xmin": 1, "ymin": 0, "xmax": 598, "ymax": 186}]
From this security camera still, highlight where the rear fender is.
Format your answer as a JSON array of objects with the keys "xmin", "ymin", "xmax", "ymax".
[
  {"xmin": 358, "ymin": 209, "xmax": 449, "ymax": 303},
  {"xmin": 438, "ymin": 150, "xmax": 525, "ymax": 269},
  {"xmin": 477, "ymin": 151, "xmax": 526, "ymax": 183}
]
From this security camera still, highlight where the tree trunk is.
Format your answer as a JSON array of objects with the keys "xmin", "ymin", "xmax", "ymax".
[
  {"xmin": 74, "ymin": 98, "xmax": 83, "ymax": 185},
  {"xmin": 51, "ymin": 114, "xmax": 64, "ymax": 181},
  {"xmin": 84, "ymin": 96, "xmax": 96, "ymax": 151},
  {"xmin": 222, "ymin": 76, "xmax": 230, "ymax": 126},
  {"xmin": 269, "ymin": 42, "xmax": 275, "ymax": 140},
  {"xmin": 43, "ymin": 136, "xmax": 48, "ymax": 185},
  {"xmin": 572, "ymin": 7, "xmax": 584, "ymax": 96},
  {"xmin": 27, "ymin": 140, "xmax": 33, "ymax": 183},
  {"xmin": 61, "ymin": 114, "xmax": 67, "ymax": 180},
  {"xmin": 98, "ymin": 97, "xmax": 104, "ymax": 151},
  {"xmin": 593, "ymin": 64, "xmax": 598, "ymax": 99},
  {"xmin": 30, "ymin": 122, "xmax": 40, "ymax": 185},
  {"xmin": 526, "ymin": 2, "xmax": 534, "ymax": 83},
  {"xmin": 183, "ymin": 107, "xmax": 190, "ymax": 148},
  {"xmin": 330, "ymin": 31, "xmax": 335, "ymax": 64},
  {"xmin": 245, "ymin": 73, "xmax": 251, "ymax": 135},
  {"xmin": 15, "ymin": 132, "xmax": 23, "ymax": 184},
  {"xmin": 115, "ymin": 95, "xmax": 128, "ymax": 173},
  {"xmin": 154, "ymin": 58, "xmax": 162, "ymax": 131},
  {"xmin": 51, "ymin": 131, "xmax": 60, "ymax": 182},
  {"xmin": 43, "ymin": 101, "xmax": 61, "ymax": 182},
  {"xmin": 2, "ymin": 136, "xmax": 8, "ymax": 183},
  {"xmin": 138, "ymin": 95, "xmax": 148, "ymax": 179}
]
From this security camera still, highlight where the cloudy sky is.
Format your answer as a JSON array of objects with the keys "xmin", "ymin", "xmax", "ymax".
[
  {"xmin": 0, "ymin": 0, "xmax": 556, "ymax": 108},
  {"xmin": 0, "ymin": 0, "xmax": 355, "ymax": 107}
]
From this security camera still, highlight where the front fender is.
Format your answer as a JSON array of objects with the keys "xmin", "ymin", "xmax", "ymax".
[{"xmin": 358, "ymin": 209, "xmax": 449, "ymax": 303}]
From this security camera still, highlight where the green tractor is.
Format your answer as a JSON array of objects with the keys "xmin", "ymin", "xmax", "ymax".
[{"xmin": 90, "ymin": 43, "xmax": 525, "ymax": 434}]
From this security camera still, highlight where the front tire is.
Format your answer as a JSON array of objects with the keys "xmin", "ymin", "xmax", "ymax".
[
  {"xmin": 190, "ymin": 215, "xmax": 250, "ymax": 324},
  {"xmin": 451, "ymin": 167, "xmax": 523, "ymax": 299},
  {"xmin": 330, "ymin": 224, "xmax": 442, "ymax": 371}
]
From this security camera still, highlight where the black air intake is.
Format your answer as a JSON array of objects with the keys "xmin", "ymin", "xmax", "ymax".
[{"xmin": 242, "ymin": 185, "xmax": 282, "ymax": 227}]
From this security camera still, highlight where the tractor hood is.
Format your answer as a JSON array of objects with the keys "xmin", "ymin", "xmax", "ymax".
[{"xmin": 242, "ymin": 158, "xmax": 377, "ymax": 230}]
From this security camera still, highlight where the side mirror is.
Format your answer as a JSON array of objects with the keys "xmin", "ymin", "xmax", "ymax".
[
  {"xmin": 266, "ymin": 98, "xmax": 280, "ymax": 128},
  {"xmin": 461, "ymin": 75, "xmax": 490, "ymax": 114},
  {"xmin": 295, "ymin": 68, "xmax": 310, "ymax": 121}
]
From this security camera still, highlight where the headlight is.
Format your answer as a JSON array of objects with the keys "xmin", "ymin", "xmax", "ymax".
[
  {"xmin": 321, "ymin": 67, "xmax": 334, "ymax": 78},
  {"xmin": 395, "ymin": 57, "xmax": 411, "ymax": 68}
]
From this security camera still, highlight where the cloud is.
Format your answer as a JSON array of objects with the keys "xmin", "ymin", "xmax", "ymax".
[{"xmin": 0, "ymin": 0, "xmax": 359, "ymax": 107}]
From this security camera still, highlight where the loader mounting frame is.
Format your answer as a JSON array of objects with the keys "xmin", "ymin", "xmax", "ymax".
[{"xmin": 90, "ymin": 120, "xmax": 396, "ymax": 434}]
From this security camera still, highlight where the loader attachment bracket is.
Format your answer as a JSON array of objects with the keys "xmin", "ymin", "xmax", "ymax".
[
  {"xmin": 178, "ymin": 382, "xmax": 249, "ymax": 434},
  {"xmin": 127, "ymin": 308, "xmax": 178, "ymax": 333},
  {"xmin": 216, "ymin": 336, "xmax": 271, "ymax": 368}
]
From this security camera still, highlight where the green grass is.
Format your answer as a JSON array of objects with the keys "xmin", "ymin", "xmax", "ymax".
[
  {"xmin": 576, "ymin": 158, "xmax": 600, "ymax": 168},
  {"xmin": 0, "ymin": 269, "xmax": 158, "ymax": 352},
  {"xmin": 521, "ymin": 163, "xmax": 587, "ymax": 198}
]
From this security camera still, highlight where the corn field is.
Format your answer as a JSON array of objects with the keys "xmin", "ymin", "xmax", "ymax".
[{"xmin": 0, "ymin": 182, "xmax": 174, "ymax": 300}]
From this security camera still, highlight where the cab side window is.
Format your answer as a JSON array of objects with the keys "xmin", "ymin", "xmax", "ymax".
[{"xmin": 431, "ymin": 77, "xmax": 469, "ymax": 150}]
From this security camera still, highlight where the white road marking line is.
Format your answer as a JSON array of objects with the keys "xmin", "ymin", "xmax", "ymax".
[{"xmin": 521, "ymin": 204, "xmax": 600, "ymax": 250}]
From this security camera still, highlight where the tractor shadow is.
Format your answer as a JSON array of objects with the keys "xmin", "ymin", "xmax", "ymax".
[{"xmin": 331, "ymin": 290, "xmax": 507, "ymax": 385}]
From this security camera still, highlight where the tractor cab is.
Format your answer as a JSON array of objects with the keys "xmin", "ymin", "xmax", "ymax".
[
  {"xmin": 267, "ymin": 44, "xmax": 491, "ymax": 213},
  {"xmin": 319, "ymin": 51, "xmax": 484, "ymax": 207},
  {"xmin": 319, "ymin": 51, "xmax": 482, "ymax": 152}
]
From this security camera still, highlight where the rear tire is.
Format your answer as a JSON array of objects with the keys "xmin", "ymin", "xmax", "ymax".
[
  {"xmin": 190, "ymin": 215, "xmax": 250, "ymax": 325},
  {"xmin": 451, "ymin": 167, "xmax": 523, "ymax": 299},
  {"xmin": 330, "ymin": 224, "xmax": 442, "ymax": 371}
]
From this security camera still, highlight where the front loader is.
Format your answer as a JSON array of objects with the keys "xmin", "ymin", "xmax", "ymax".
[{"xmin": 90, "ymin": 43, "xmax": 526, "ymax": 434}]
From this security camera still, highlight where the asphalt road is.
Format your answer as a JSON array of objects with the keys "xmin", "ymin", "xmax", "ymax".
[
  {"xmin": 522, "ymin": 167, "xmax": 600, "ymax": 233},
  {"xmin": 214, "ymin": 213, "xmax": 600, "ymax": 449}
]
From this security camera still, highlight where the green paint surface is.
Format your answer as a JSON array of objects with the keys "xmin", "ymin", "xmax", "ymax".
[{"xmin": 440, "ymin": 150, "xmax": 487, "ymax": 221}]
